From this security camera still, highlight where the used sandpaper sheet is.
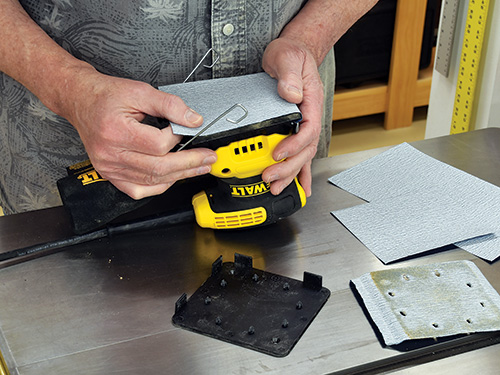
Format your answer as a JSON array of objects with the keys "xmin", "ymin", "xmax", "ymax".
[
  {"xmin": 351, "ymin": 260, "xmax": 500, "ymax": 346},
  {"xmin": 328, "ymin": 143, "xmax": 500, "ymax": 263},
  {"xmin": 159, "ymin": 72, "xmax": 300, "ymax": 137}
]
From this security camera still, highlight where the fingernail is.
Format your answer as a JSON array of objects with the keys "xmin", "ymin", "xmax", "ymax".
[
  {"xmin": 202, "ymin": 155, "xmax": 216, "ymax": 165},
  {"xmin": 266, "ymin": 174, "xmax": 279, "ymax": 183},
  {"xmin": 276, "ymin": 152, "xmax": 288, "ymax": 161},
  {"xmin": 197, "ymin": 165, "xmax": 211, "ymax": 175},
  {"xmin": 274, "ymin": 183, "xmax": 285, "ymax": 196},
  {"xmin": 186, "ymin": 108, "xmax": 202, "ymax": 124},
  {"xmin": 288, "ymin": 85, "xmax": 302, "ymax": 99}
]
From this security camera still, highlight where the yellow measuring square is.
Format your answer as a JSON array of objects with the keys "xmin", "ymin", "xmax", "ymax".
[
  {"xmin": 0, "ymin": 349, "xmax": 9, "ymax": 375},
  {"xmin": 451, "ymin": 0, "xmax": 490, "ymax": 134}
]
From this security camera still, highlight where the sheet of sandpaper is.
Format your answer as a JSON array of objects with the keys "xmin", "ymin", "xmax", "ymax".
[
  {"xmin": 351, "ymin": 260, "xmax": 500, "ymax": 346},
  {"xmin": 332, "ymin": 190, "xmax": 498, "ymax": 264},
  {"xmin": 329, "ymin": 142, "xmax": 500, "ymax": 202},
  {"xmin": 456, "ymin": 234, "xmax": 500, "ymax": 262},
  {"xmin": 158, "ymin": 72, "xmax": 300, "ymax": 137},
  {"xmin": 329, "ymin": 143, "xmax": 500, "ymax": 263}
]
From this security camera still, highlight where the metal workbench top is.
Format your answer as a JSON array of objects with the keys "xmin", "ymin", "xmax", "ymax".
[{"xmin": 1, "ymin": 128, "xmax": 500, "ymax": 375}]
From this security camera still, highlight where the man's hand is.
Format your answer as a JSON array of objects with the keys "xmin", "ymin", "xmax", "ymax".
[
  {"xmin": 262, "ymin": 37, "xmax": 324, "ymax": 197},
  {"xmin": 65, "ymin": 69, "xmax": 217, "ymax": 200},
  {"xmin": 261, "ymin": 0, "xmax": 378, "ymax": 197}
]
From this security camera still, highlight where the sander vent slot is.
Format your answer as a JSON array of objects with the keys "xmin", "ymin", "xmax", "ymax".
[
  {"xmin": 233, "ymin": 141, "xmax": 264, "ymax": 156},
  {"xmin": 214, "ymin": 209, "xmax": 266, "ymax": 228}
]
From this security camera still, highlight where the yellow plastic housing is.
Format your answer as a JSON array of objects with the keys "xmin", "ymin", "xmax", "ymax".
[
  {"xmin": 210, "ymin": 133, "xmax": 288, "ymax": 179},
  {"xmin": 296, "ymin": 178, "xmax": 307, "ymax": 208},
  {"xmin": 192, "ymin": 191, "xmax": 267, "ymax": 229}
]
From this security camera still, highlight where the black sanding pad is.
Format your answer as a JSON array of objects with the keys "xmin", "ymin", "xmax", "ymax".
[{"xmin": 172, "ymin": 253, "xmax": 330, "ymax": 357}]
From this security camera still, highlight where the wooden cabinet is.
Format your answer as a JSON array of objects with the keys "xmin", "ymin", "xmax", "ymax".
[{"xmin": 332, "ymin": 0, "xmax": 433, "ymax": 129}]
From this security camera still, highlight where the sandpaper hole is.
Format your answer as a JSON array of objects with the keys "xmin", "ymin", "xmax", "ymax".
[
  {"xmin": 432, "ymin": 323, "xmax": 439, "ymax": 328},
  {"xmin": 434, "ymin": 270, "xmax": 441, "ymax": 277},
  {"xmin": 480, "ymin": 302, "xmax": 485, "ymax": 307},
  {"xmin": 466, "ymin": 282, "xmax": 472, "ymax": 288},
  {"xmin": 466, "ymin": 319, "xmax": 472, "ymax": 324},
  {"xmin": 388, "ymin": 291, "xmax": 395, "ymax": 297},
  {"xmin": 400, "ymin": 311, "xmax": 407, "ymax": 317}
]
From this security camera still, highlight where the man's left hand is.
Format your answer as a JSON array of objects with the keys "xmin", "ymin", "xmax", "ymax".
[{"xmin": 261, "ymin": 36, "xmax": 324, "ymax": 197}]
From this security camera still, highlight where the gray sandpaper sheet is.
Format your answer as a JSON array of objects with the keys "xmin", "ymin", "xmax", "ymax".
[
  {"xmin": 456, "ymin": 234, "xmax": 500, "ymax": 262},
  {"xmin": 328, "ymin": 142, "xmax": 500, "ymax": 202},
  {"xmin": 329, "ymin": 143, "xmax": 500, "ymax": 263},
  {"xmin": 159, "ymin": 72, "xmax": 300, "ymax": 136},
  {"xmin": 332, "ymin": 190, "xmax": 498, "ymax": 264},
  {"xmin": 351, "ymin": 260, "xmax": 500, "ymax": 346}
]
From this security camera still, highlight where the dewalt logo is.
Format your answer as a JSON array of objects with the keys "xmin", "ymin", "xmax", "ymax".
[
  {"xmin": 230, "ymin": 181, "xmax": 270, "ymax": 197},
  {"xmin": 78, "ymin": 169, "xmax": 106, "ymax": 186}
]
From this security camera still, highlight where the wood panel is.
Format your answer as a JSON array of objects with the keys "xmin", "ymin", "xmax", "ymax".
[{"xmin": 332, "ymin": 0, "xmax": 432, "ymax": 128}]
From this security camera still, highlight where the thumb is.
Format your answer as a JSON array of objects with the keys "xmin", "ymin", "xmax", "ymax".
[
  {"xmin": 263, "ymin": 41, "xmax": 305, "ymax": 104},
  {"xmin": 137, "ymin": 85, "xmax": 203, "ymax": 128},
  {"xmin": 276, "ymin": 68, "xmax": 304, "ymax": 105}
]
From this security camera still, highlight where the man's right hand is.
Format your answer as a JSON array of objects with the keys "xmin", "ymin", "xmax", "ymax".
[{"xmin": 65, "ymin": 69, "xmax": 217, "ymax": 200}]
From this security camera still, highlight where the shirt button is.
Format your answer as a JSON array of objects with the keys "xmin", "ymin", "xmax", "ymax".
[{"xmin": 222, "ymin": 23, "xmax": 235, "ymax": 36}]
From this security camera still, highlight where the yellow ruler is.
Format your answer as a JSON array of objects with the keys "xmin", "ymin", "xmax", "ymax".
[{"xmin": 450, "ymin": 0, "xmax": 490, "ymax": 134}]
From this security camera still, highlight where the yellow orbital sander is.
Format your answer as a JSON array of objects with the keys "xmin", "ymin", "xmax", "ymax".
[
  {"xmin": 181, "ymin": 112, "xmax": 306, "ymax": 230},
  {"xmin": 161, "ymin": 72, "xmax": 306, "ymax": 230},
  {"xmin": 56, "ymin": 73, "xmax": 306, "ymax": 235}
]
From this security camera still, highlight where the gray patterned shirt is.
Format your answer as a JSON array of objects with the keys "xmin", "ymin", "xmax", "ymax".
[{"xmin": 0, "ymin": 0, "xmax": 334, "ymax": 214}]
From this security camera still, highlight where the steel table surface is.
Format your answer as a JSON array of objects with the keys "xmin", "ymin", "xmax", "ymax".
[{"xmin": 1, "ymin": 128, "xmax": 500, "ymax": 375}]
